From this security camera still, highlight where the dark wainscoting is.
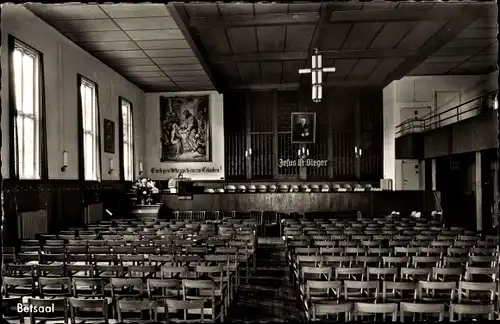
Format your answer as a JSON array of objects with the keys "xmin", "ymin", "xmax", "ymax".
[
  {"xmin": 160, "ymin": 191, "xmax": 438, "ymax": 217},
  {"xmin": 2, "ymin": 179, "xmax": 127, "ymax": 245}
]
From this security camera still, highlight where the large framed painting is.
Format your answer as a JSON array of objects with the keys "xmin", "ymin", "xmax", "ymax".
[
  {"xmin": 103, "ymin": 119, "xmax": 115, "ymax": 153},
  {"xmin": 291, "ymin": 112, "xmax": 316, "ymax": 144},
  {"xmin": 160, "ymin": 95, "xmax": 211, "ymax": 162}
]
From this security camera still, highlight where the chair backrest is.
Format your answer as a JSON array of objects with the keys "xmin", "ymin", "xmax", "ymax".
[
  {"xmin": 301, "ymin": 266, "xmax": 332, "ymax": 283},
  {"xmin": 335, "ymin": 267, "xmax": 365, "ymax": 280},
  {"xmin": 72, "ymin": 277, "xmax": 105, "ymax": 298},
  {"xmin": 29, "ymin": 297, "xmax": 68, "ymax": 323},
  {"xmin": 457, "ymin": 281, "xmax": 496, "ymax": 303},
  {"xmin": 344, "ymin": 280, "xmax": 379, "ymax": 300},
  {"xmin": 39, "ymin": 277, "xmax": 72, "ymax": 297},
  {"xmin": 354, "ymin": 302, "xmax": 398, "ymax": 322},
  {"xmin": 450, "ymin": 303, "xmax": 495, "ymax": 321},
  {"xmin": 2, "ymin": 277, "xmax": 35, "ymax": 297},
  {"xmin": 147, "ymin": 278, "xmax": 181, "ymax": 299},
  {"xmin": 417, "ymin": 281, "xmax": 456, "ymax": 301},
  {"xmin": 399, "ymin": 302, "xmax": 445, "ymax": 322},
  {"xmin": 311, "ymin": 302, "xmax": 353, "ymax": 321},
  {"xmin": 367, "ymin": 267, "xmax": 398, "ymax": 281},
  {"xmin": 68, "ymin": 297, "xmax": 108, "ymax": 323},
  {"xmin": 117, "ymin": 300, "xmax": 158, "ymax": 323},
  {"xmin": 165, "ymin": 299, "xmax": 205, "ymax": 322},
  {"xmin": 382, "ymin": 281, "xmax": 417, "ymax": 302}
]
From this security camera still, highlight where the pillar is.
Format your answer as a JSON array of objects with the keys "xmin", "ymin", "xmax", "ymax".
[
  {"xmin": 475, "ymin": 151, "xmax": 482, "ymax": 231},
  {"xmin": 431, "ymin": 159, "xmax": 437, "ymax": 191},
  {"xmin": 383, "ymin": 82, "xmax": 397, "ymax": 183}
]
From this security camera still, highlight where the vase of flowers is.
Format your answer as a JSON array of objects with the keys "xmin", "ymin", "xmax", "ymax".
[{"xmin": 131, "ymin": 176, "xmax": 159, "ymax": 205}]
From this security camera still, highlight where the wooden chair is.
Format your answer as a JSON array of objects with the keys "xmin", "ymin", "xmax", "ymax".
[
  {"xmin": 117, "ymin": 300, "xmax": 159, "ymax": 323},
  {"xmin": 72, "ymin": 277, "xmax": 105, "ymax": 299},
  {"xmin": 165, "ymin": 299, "xmax": 206, "ymax": 323},
  {"xmin": 162, "ymin": 266, "xmax": 190, "ymax": 279},
  {"xmin": 335, "ymin": 267, "xmax": 365, "ymax": 281},
  {"xmin": 417, "ymin": 281, "xmax": 456, "ymax": 303},
  {"xmin": 367, "ymin": 267, "xmax": 398, "ymax": 281},
  {"xmin": 344, "ymin": 280, "xmax": 379, "ymax": 302},
  {"xmin": 2, "ymin": 297, "xmax": 24, "ymax": 323},
  {"xmin": 310, "ymin": 302, "xmax": 353, "ymax": 322},
  {"xmin": 110, "ymin": 277, "xmax": 144, "ymax": 308},
  {"xmin": 432, "ymin": 267, "xmax": 464, "ymax": 282},
  {"xmin": 399, "ymin": 302, "xmax": 445, "ymax": 322},
  {"xmin": 29, "ymin": 297, "xmax": 68, "ymax": 324},
  {"xmin": 147, "ymin": 278, "xmax": 182, "ymax": 302},
  {"xmin": 38, "ymin": 277, "xmax": 72, "ymax": 298},
  {"xmin": 194, "ymin": 266, "xmax": 229, "ymax": 315},
  {"xmin": 353, "ymin": 302, "xmax": 398, "ymax": 322},
  {"xmin": 182, "ymin": 279, "xmax": 225, "ymax": 323},
  {"xmin": 68, "ymin": 297, "xmax": 108, "ymax": 324},
  {"xmin": 382, "ymin": 281, "xmax": 417, "ymax": 302},
  {"xmin": 450, "ymin": 303, "xmax": 495, "ymax": 321},
  {"xmin": 457, "ymin": 281, "xmax": 496, "ymax": 304},
  {"xmin": 66, "ymin": 264, "xmax": 94, "ymax": 278},
  {"xmin": 400, "ymin": 267, "xmax": 432, "ymax": 282},
  {"xmin": 465, "ymin": 266, "xmax": 497, "ymax": 282}
]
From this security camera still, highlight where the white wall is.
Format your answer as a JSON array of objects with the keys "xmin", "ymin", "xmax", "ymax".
[
  {"xmin": 383, "ymin": 72, "xmax": 497, "ymax": 189},
  {"xmin": 392, "ymin": 72, "xmax": 498, "ymax": 135},
  {"xmin": 1, "ymin": 5, "xmax": 145, "ymax": 180},
  {"xmin": 144, "ymin": 91, "xmax": 225, "ymax": 181}
]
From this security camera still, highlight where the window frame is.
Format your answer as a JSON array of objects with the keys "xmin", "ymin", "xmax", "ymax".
[
  {"xmin": 77, "ymin": 74, "xmax": 102, "ymax": 182},
  {"xmin": 118, "ymin": 97, "xmax": 134, "ymax": 181},
  {"xmin": 8, "ymin": 35, "xmax": 47, "ymax": 180}
]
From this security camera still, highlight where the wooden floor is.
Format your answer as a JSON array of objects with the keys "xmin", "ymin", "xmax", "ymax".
[{"xmin": 227, "ymin": 237, "xmax": 302, "ymax": 323}]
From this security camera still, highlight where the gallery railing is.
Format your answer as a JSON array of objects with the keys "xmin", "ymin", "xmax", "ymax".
[{"xmin": 395, "ymin": 90, "xmax": 498, "ymax": 136}]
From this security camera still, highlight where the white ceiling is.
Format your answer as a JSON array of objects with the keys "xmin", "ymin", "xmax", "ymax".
[{"xmin": 25, "ymin": 3, "xmax": 215, "ymax": 92}]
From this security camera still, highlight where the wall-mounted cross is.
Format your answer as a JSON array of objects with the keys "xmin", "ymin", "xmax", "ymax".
[{"xmin": 298, "ymin": 48, "xmax": 336, "ymax": 103}]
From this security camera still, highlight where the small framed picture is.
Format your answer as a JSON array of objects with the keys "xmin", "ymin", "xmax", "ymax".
[
  {"xmin": 103, "ymin": 119, "xmax": 115, "ymax": 153},
  {"xmin": 291, "ymin": 112, "xmax": 316, "ymax": 144}
]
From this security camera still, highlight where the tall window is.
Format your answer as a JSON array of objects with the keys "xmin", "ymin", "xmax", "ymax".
[
  {"xmin": 12, "ymin": 39, "xmax": 41, "ymax": 179},
  {"xmin": 80, "ymin": 77, "xmax": 100, "ymax": 181},
  {"xmin": 120, "ymin": 98, "xmax": 134, "ymax": 181}
]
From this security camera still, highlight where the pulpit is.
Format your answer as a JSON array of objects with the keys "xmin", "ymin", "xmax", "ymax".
[{"xmin": 130, "ymin": 204, "xmax": 161, "ymax": 221}]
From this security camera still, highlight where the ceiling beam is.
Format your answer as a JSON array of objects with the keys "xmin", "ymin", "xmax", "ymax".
[
  {"xmin": 167, "ymin": 3, "xmax": 222, "ymax": 93},
  {"xmin": 189, "ymin": 4, "xmax": 492, "ymax": 28},
  {"xmin": 382, "ymin": 4, "xmax": 485, "ymax": 87},
  {"xmin": 190, "ymin": 13, "xmax": 319, "ymax": 28},
  {"xmin": 231, "ymin": 80, "xmax": 380, "ymax": 91},
  {"xmin": 210, "ymin": 49, "xmax": 425, "ymax": 64},
  {"xmin": 328, "ymin": 5, "xmax": 490, "ymax": 23}
]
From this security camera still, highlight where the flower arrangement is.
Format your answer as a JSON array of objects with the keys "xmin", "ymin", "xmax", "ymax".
[{"xmin": 132, "ymin": 176, "xmax": 159, "ymax": 204}]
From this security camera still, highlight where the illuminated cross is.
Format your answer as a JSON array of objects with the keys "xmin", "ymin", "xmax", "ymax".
[{"xmin": 298, "ymin": 48, "xmax": 336, "ymax": 103}]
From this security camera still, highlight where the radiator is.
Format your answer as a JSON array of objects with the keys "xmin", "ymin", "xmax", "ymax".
[
  {"xmin": 18, "ymin": 209, "xmax": 48, "ymax": 239},
  {"xmin": 84, "ymin": 203, "xmax": 104, "ymax": 225}
]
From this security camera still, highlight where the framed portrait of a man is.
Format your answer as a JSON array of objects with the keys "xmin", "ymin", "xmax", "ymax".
[{"xmin": 291, "ymin": 112, "xmax": 316, "ymax": 144}]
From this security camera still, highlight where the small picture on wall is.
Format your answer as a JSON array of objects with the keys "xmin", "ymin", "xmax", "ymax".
[
  {"xmin": 104, "ymin": 119, "xmax": 115, "ymax": 153},
  {"xmin": 291, "ymin": 112, "xmax": 316, "ymax": 144}
]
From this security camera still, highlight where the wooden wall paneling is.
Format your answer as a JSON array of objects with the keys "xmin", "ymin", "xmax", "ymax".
[
  {"xmin": 272, "ymin": 90, "xmax": 278, "ymax": 178},
  {"xmin": 327, "ymin": 92, "xmax": 334, "ymax": 178},
  {"xmin": 245, "ymin": 92, "xmax": 252, "ymax": 179},
  {"xmin": 354, "ymin": 95, "xmax": 361, "ymax": 179},
  {"xmin": 161, "ymin": 191, "xmax": 435, "ymax": 216}
]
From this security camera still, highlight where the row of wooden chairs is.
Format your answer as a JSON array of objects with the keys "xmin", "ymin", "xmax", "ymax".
[{"xmin": 309, "ymin": 301, "xmax": 495, "ymax": 322}]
